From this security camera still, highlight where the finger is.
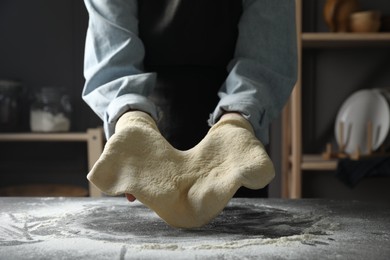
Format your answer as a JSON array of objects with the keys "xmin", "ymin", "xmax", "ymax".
[{"xmin": 125, "ymin": 193, "xmax": 137, "ymax": 202}]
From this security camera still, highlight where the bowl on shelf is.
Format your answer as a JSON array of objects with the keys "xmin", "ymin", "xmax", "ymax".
[
  {"xmin": 323, "ymin": 0, "xmax": 360, "ymax": 32},
  {"xmin": 335, "ymin": 89, "xmax": 390, "ymax": 155},
  {"xmin": 349, "ymin": 10, "xmax": 382, "ymax": 33}
]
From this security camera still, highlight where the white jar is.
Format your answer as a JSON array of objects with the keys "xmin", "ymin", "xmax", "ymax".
[{"xmin": 30, "ymin": 87, "xmax": 71, "ymax": 132}]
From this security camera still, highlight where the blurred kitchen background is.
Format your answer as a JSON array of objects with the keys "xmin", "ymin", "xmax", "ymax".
[
  {"xmin": 1, "ymin": 0, "xmax": 390, "ymax": 202},
  {"xmin": 0, "ymin": 0, "xmax": 100, "ymax": 196}
]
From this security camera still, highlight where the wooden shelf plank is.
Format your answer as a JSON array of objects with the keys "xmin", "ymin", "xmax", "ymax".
[
  {"xmin": 0, "ymin": 132, "xmax": 90, "ymax": 142},
  {"xmin": 301, "ymin": 154, "xmax": 338, "ymax": 171},
  {"xmin": 0, "ymin": 128, "xmax": 104, "ymax": 197},
  {"xmin": 302, "ymin": 33, "xmax": 390, "ymax": 48}
]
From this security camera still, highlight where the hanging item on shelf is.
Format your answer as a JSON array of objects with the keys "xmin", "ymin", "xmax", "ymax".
[
  {"xmin": 323, "ymin": 0, "xmax": 360, "ymax": 32},
  {"xmin": 323, "ymin": 88, "xmax": 390, "ymax": 160},
  {"xmin": 30, "ymin": 87, "xmax": 72, "ymax": 132}
]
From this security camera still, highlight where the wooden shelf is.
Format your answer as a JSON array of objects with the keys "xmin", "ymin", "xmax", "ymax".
[
  {"xmin": 0, "ymin": 128, "xmax": 105, "ymax": 197},
  {"xmin": 281, "ymin": 0, "xmax": 390, "ymax": 199},
  {"xmin": 302, "ymin": 33, "xmax": 390, "ymax": 48},
  {"xmin": 301, "ymin": 154, "xmax": 338, "ymax": 171},
  {"xmin": 0, "ymin": 132, "xmax": 94, "ymax": 142}
]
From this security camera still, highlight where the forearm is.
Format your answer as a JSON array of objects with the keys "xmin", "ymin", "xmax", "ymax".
[
  {"xmin": 210, "ymin": 0, "xmax": 298, "ymax": 144},
  {"xmin": 83, "ymin": 0, "xmax": 158, "ymax": 139}
]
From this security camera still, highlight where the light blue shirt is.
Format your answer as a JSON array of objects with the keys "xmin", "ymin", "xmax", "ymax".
[{"xmin": 83, "ymin": 0, "xmax": 297, "ymax": 145}]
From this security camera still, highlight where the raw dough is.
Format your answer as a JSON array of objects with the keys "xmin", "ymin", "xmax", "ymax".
[{"xmin": 87, "ymin": 111, "xmax": 274, "ymax": 228}]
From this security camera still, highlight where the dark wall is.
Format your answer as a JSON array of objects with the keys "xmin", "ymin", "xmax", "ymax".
[
  {"xmin": 0, "ymin": 0, "xmax": 100, "ymax": 131},
  {"xmin": 0, "ymin": 1, "xmax": 98, "ymax": 190}
]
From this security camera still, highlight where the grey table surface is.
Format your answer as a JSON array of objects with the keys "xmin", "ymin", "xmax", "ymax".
[{"xmin": 0, "ymin": 197, "xmax": 389, "ymax": 260}]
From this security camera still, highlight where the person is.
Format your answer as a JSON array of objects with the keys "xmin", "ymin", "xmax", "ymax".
[{"xmin": 82, "ymin": 0, "xmax": 297, "ymax": 202}]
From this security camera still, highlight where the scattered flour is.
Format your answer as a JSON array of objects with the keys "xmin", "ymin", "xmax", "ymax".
[{"xmin": 0, "ymin": 199, "xmax": 343, "ymax": 259}]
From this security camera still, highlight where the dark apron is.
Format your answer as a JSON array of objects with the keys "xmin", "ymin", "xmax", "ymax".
[
  {"xmin": 138, "ymin": 0, "xmax": 268, "ymax": 197},
  {"xmin": 138, "ymin": 0, "xmax": 241, "ymax": 149}
]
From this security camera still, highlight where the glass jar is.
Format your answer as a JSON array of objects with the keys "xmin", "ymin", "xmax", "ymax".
[
  {"xmin": 30, "ymin": 87, "xmax": 72, "ymax": 132},
  {"xmin": 0, "ymin": 80, "xmax": 22, "ymax": 132}
]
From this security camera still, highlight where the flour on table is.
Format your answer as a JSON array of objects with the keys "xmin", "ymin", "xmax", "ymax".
[{"xmin": 0, "ymin": 199, "xmax": 339, "ymax": 258}]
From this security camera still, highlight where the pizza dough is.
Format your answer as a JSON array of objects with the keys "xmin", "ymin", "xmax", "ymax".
[{"xmin": 87, "ymin": 111, "xmax": 274, "ymax": 228}]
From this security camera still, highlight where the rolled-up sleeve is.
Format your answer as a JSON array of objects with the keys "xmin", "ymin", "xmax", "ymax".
[
  {"xmin": 83, "ymin": 0, "xmax": 158, "ymax": 139},
  {"xmin": 209, "ymin": 0, "xmax": 298, "ymax": 144}
]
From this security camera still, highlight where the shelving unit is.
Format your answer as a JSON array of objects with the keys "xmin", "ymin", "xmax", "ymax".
[
  {"xmin": 0, "ymin": 128, "xmax": 104, "ymax": 197},
  {"xmin": 281, "ymin": 0, "xmax": 390, "ymax": 198}
]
